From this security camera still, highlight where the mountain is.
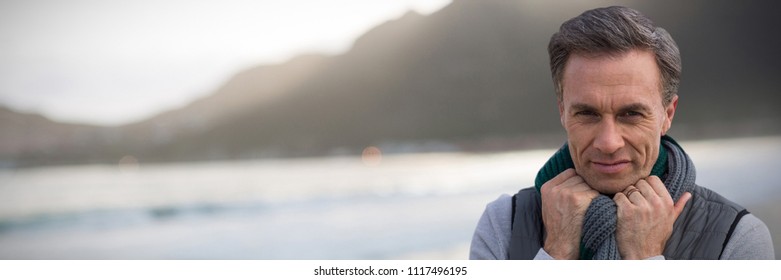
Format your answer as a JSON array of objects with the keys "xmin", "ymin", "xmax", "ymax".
[
  {"xmin": 2, "ymin": 0, "xmax": 780, "ymax": 166},
  {"xmin": 0, "ymin": 106, "xmax": 118, "ymax": 166},
  {"xmin": 129, "ymin": 2, "xmax": 567, "ymax": 161}
]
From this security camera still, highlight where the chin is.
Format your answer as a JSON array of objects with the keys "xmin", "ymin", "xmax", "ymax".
[{"xmin": 583, "ymin": 175, "xmax": 634, "ymax": 195}]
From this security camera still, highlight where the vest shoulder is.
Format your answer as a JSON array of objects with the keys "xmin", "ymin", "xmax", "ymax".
[
  {"xmin": 689, "ymin": 185, "xmax": 746, "ymax": 212},
  {"xmin": 515, "ymin": 186, "xmax": 538, "ymax": 195},
  {"xmin": 512, "ymin": 187, "xmax": 541, "ymax": 209},
  {"xmin": 664, "ymin": 185, "xmax": 749, "ymax": 259},
  {"xmin": 508, "ymin": 186, "xmax": 544, "ymax": 259}
]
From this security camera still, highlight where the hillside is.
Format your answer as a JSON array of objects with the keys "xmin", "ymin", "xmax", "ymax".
[{"xmin": 2, "ymin": 0, "xmax": 780, "ymax": 166}]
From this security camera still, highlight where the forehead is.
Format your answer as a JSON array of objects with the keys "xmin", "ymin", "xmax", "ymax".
[{"xmin": 561, "ymin": 49, "xmax": 663, "ymax": 106}]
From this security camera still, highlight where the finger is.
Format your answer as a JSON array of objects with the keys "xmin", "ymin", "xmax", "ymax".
[
  {"xmin": 560, "ymin": 173, "xmax": 585, "ymax": 188},
  {"xmin": 622, "ymin": 185, "xmax": 638, "ymax": 197},
  {"xmin": 634, "ymin": 179, "xmax": 656, "ymax": 198},
  {"xmin": 646, "ymin": 176, "xmax": 672, "ymax": 200},
  {"xmin": 613, "ymin": 191, "xmax": 630, "ymax": 206},
  {"xmin": 625, "ymin": 186, "xmax": 645, "ymax": 204},
  {"xmin": 673, "ymin": 192, "xmax": 692, "ymax": 218},
  {"xmin": 545, "ymin": 168, "xmax": 577, "ymax": 186},
  {"xmin": 575, "ymin": 183, "xmax": 600, "ymax": 199}
]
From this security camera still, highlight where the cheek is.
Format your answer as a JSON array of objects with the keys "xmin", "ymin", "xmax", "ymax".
[
  {"xmin": 652, "ymin": 107, "xmax": 671, "ymax": 132},
  {"xmin": 623, "ymin": 124, "xmax": 660, "ymax": 159},
  {"xmin": 564, "ymin": 123, "xmax": 594, "ymax": 159}
]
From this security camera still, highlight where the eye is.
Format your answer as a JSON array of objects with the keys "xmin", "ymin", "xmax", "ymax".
[
  {"xmin": 623, "ymin": 111, "xmax": 643, "ymax": 117},
  {"xmin": 573, "ymin": 110, "xmax": 600, "ymax": 122},
  {"xmin": 575, "ymin": 110, "xmax": 598, "ymax": 117},
  {"xmin": 618, "ymin": 111, "xmax": 644, "ymax": 122},
  {"xmin": 621, "ymin": 111, "xmax": 642, "ymax": 117}
]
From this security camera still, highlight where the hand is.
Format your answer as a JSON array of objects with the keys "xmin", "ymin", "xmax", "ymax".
[
  {"xmin": 540, "ymin": 168, "xmax": 600, "ymax": 259},
  {"xmin": 613, "ymin": 176, "xmax": 692, "ymax": 259}
]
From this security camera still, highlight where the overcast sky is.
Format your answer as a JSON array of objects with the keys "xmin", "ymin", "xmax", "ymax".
[{"xmin": 0, "ymin": 0, "xmax": 451, "ymax": 126}]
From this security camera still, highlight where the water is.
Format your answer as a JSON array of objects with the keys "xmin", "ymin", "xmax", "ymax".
[{"xmin": 1, "ymin": 136, "xmax": 779, "ymax": 259}]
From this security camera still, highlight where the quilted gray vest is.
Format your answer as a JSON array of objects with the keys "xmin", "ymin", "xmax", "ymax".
[{"xmin": 507, "ymin": 185, "xmax": 748, "ymax": 259}]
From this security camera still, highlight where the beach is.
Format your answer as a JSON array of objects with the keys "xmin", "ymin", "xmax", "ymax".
[{"xmin": 0, "ymin": 136, "xmax": 779, "ymax": 259}]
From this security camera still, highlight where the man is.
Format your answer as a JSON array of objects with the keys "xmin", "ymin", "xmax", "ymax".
[{"xmin": 469, "ymin": 6, "xmax": 773, "ymax": 260}]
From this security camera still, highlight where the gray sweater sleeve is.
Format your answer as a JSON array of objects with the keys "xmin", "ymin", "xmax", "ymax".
[
  {"xmin": 469, "ymin": 194, "xmax": 513, "ymax": 260},
  {"xmin": 468, "ymin": 194, "xmax": 775, "ymax": 260},
  {"xmin": 719, "ymin": 214, "xmax": 774, "ymax": 259},
  {"xmin": 468, "ymin": 194, "xmax": 553, "ymax": 260}
]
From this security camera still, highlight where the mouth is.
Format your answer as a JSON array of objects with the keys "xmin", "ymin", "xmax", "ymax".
[{"xmin": 591, "ymin": 160, "xmax": 631, "ymax": 174}]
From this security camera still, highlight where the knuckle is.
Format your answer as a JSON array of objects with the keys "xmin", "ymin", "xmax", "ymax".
[
  {"xmin": 618, "ymin": 205, "xmax": 635, "ymax": 217},
  {"xmin": 641, "ymin": 205, "xmax": 655, "ymax": 215},
  {"xmin": 565, "ymin": 193, "xmax": 579, "ymax": 204}
]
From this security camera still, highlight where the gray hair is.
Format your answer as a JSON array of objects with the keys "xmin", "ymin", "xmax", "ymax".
[{"xmin": 548, "ymin": 6, "xmax": 681, "ymax": 105}]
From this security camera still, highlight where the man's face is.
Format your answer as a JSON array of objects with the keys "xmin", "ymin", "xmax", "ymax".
[{"xmin": 558, "ymin": 49, "xmax": 677, "ymax": 194}]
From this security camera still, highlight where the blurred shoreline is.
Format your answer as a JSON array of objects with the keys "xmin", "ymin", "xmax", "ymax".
[{"xmin": 0, "ymin": 135, "xmax": 779, "ymax": 259}]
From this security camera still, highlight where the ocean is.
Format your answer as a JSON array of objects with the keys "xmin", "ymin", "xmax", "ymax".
[{"xmin": 1, "ymin": 136, "xmax": 779, "ymax": 259}]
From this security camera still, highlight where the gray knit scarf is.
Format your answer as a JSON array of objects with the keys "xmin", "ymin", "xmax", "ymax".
[{"xmin": 534, "ymin": 135, "xmax": 695, "ymax": 259}]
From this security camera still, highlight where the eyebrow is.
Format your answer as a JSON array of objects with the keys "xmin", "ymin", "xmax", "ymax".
[
  {"xmin": 618, "ymin": 103, "xmax": 652, "ymax": 113},
  {"xmin": 570, "ymin": 103, "xmax": 597, "ymax": 112},
  {"xmin": 569, "ymin": 102, "xmax": 651, "ymax": 113}
]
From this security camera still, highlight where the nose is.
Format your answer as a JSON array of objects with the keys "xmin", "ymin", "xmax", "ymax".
[{"xmin": 592, "ymin": 118, "xmax": 624, "ymax": 154}]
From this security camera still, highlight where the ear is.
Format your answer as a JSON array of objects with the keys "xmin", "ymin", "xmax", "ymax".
[{"xmin": 661, "ymin": 95, "xmax": 678, "ymax": 135}]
